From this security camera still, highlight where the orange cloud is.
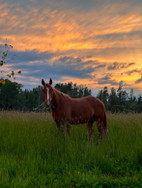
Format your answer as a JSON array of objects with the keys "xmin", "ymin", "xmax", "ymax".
[{"xmin": 0, "ymin": 2, "xmax": 142, "ymax": 53}]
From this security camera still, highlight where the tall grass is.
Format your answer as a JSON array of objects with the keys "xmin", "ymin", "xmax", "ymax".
[{"xmin": 0, "ymin": 111, "xmax": 142, "ymax": 187}]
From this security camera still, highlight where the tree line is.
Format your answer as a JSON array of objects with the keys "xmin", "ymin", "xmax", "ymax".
[
  {"xmin": 0, "ymin": 79, "xmax": 42, "ymax": 111},
  {"xmin": 0, "ymin": 79, "xmax": 142, "ymax": 112},
  {"xmin": 97, "ymin": 86, "xmax": 142, "ymax": 113},
  {"xmin": 0, "ymin": 79, "xmax": 91, "ymax": 111}
]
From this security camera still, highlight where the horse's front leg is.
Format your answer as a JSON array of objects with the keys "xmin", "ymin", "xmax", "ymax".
[
  {"xmin": 55, "ymin": 119, "xmax": 63, "ymax": 132},
  {"xmin": 56, "ymin": 119, "xmax": 68, "ymax": 134}
]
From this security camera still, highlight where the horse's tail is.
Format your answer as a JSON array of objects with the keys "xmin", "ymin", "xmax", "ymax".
[{"xmin": 103, "ymin": 112, "xmax": 108, "ymax": 135}]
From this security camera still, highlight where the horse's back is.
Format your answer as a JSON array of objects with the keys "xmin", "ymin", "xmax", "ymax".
[
  {"xmin": 86, "ymin": 96, "xmax": 105, "ymax": 108},
  {"xmin": 70, "ymin": 96, "xmax": 105, "ymax": 114}
]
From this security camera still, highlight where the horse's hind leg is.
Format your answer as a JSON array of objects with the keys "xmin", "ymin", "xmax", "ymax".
[
  {"xmin": 96, "ymin": 119, "xmax": 103, "ymax": 140},
  {"xmin": 87, "ymin": 122, "xmax": 93, "ymax": 142}
]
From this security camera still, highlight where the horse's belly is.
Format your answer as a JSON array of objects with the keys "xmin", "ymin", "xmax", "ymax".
[
  {"xmin": 69, "ymin": 119, "xmax": 88, "ymax": 124},
  {"xmin": 69, "ymin": 111, "xmax": 93, "ymax": 124}
]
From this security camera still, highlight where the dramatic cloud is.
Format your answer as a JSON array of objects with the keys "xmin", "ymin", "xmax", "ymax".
[
  {"xmin": 0, "ymin": 0, "xmax": 142, "ymax": 94},
  {"xmin": 1, "ymin": 50, "xmax": 98, "ymax": 87},
  {"xmin": 1, "ymin": 0, "xmax": 142, "ymax": 54},
  {"xmin": 136, "ymin": 76, "xmax": 142, "ymax": 83},
  {"xmin": 107, "ymin": 62, "xmax": 135, "ymax": 70},
  {"xmin": 98, "ymin": 75, "xmax": 120, "ymax": 86},
  {"xmin": 122, "ymin": 68, "xmax": 142, "ymax": 75}
]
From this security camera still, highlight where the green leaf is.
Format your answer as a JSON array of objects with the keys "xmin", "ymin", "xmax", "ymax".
[
  {"xmin": 17, "ymin": 70, "xmax": 22, "ymax": 74},
  {"xmin": 7, "ymin": 74, "xmax": 11, "ymax": 78},
  {"xmin": 0, "ymin": 60, "xmax": 4, "ymax": 66},
  {"xmin": 9, "ymin": 45, "xmax": 13, "ymax": 48},
  {"xmin": 3, "ymin": 53, "xmax": 7, "ymax": 57},
  {"xmin": 11, "ymin": 71, "xmax": 15, "ymax": 77}
]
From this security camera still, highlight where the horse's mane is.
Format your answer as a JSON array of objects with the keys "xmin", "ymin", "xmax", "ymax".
[{"xmin": 53, "ymin": 87, "xmax": 71, "ymax": 100}]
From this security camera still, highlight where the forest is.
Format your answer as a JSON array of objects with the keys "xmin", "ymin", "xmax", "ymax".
[{"xmin": 0, "ymin": 79, "xmax": 142, "ymax": 112}]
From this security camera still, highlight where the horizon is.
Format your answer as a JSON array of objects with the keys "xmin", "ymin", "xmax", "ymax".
[{"xmin": 2, "ymin": 78, "xmax": 141, "ymax": 98}]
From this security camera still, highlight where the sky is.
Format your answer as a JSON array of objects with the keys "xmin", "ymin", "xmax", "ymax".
[{"xmin": 0, "ymin": 0, "xmax": 142, "ymax": 95}]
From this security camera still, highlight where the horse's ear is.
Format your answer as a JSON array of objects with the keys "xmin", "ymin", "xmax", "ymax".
[
  {"xmin": 49, "ymin": 78, "xmax": 52, "ymax": 85},
  {"xmin": 41, "ymin": 79, "xmax": 45, "ymax": 86}
]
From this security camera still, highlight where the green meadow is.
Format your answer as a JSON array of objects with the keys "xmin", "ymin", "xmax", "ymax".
[{"xmin": 0, "ymin": 112, "xmax": 142, "ymax": 187}]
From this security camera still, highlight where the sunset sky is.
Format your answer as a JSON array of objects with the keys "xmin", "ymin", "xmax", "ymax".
[{"xmin": 0, "ymin": 0, "xmax": 142, "ymax": 95}]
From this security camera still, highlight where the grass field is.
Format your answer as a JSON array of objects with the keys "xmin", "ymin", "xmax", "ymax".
[{"xmin": 0, "ymin": 111, "xmax": 142, "ymax": 187}]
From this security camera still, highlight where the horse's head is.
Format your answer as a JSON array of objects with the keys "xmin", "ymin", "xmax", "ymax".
[{"xmin": 41, "ymin": 78, "xmax": 53, "ymax": 106}]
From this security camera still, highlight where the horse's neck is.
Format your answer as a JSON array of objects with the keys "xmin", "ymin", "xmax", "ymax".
[{"xmin": 52, "ymin": 89, "xmax": 63, "ymax": 111}]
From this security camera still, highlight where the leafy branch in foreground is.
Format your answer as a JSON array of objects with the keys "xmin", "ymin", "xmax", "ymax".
[
  {"xmin": 0, "ymin": 43, "xmax": 22, "ymax": 82},
  {"xmin": 0, "ymin": 43, "xmax": 12, "ymax": 66}
]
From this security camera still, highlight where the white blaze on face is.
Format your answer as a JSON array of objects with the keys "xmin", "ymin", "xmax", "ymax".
[{"xmin": 47, "ymin": 88, "xmax": 50, "ymax": 105}]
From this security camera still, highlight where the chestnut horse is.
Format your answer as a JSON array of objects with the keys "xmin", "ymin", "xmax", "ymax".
[{"xmin": 42, "ymin": 78, "xmax": 107, "ymax": 141}]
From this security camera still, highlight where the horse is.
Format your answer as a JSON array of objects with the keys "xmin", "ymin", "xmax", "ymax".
[{"xmin": 41, "ymin": 78, "xmax": 107, "ymax": 141}]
